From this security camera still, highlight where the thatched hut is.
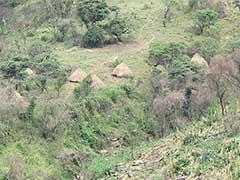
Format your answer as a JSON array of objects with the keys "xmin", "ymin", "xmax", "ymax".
[
  {"xmin": 13, "ymin": 91, "xmax": 29, "ymax": 109},
  {"xmin": 112, "ymin": 63, "xmax": 133, "ymax": 78},
  {"xmin": 191, "ymin": 53, "xmax": 208, "ymax": 67},
  {"xmin": 90, "ymin": 74, "xmax": 105, "ymax": 89},
  {"xmin": 68, "ymin": 69, "xmax": 87, "ymax": 83}
]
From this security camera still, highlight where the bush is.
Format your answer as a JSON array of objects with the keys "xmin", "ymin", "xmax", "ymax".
[
  {"xmin": 109, "ymin": 16, "xmax": 129, "ymax": 42},
  {"xmin": 190, "ymin": 37, "xmax": 220, "ymax": 61},
  {"xmin": 82, "ymin": 26, "xmax": 105, "ymax": 48},
  {"xmin": 0, "ymin": 56, "xmax": 30, "ymax": 79},
  {"xmin": 148, "ymin": 42, "xmax": 187, "ymax": 66},
  {"xmin": 77, "ymin": 0, "xmax": 110, "ymax": 27},
  {"xmin": 192, "ymin": 9, "xmax": 218, "ymax": 35},
  {"xmin": 35, "ymin": 54, "xmax": 61, "ymax": 77},
  {"xmin": 225, "ymin": 36, "xmax": 240, "ymax": 53},
  {"xmin": 168, "ymin": 56, "xmax": 201, "ymax": 79}
]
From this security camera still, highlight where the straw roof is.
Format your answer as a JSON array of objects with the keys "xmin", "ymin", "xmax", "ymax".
[
  {"xmin": 25, "ymin": 68, "xmax": 34, "ymax": 76},
  {"xmin": 68, "ymin": 69, "xmax": 87, "ymax": 83},
  {"xmin": 191, "ymin": 53, "xmax": 208, "ymax": 67},
  {"xmin": 90, "ymin": 74, "xmax": 105, "ymax": 89},
  {"xmin": 112, "ymin": 63, "xmax": 133, "ymax": 78},
  {"xmin": 13, "ymin": 91, "xmax": 29, "ymax": 109}
]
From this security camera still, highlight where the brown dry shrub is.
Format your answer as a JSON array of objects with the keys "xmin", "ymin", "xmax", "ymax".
[
  {"xmin": 152, "ymin": 91, "xmax": 184, "ymax": 136},
  {"xmin": 224, "ymin": 114, "xmax": 240, "ymax": 135}
]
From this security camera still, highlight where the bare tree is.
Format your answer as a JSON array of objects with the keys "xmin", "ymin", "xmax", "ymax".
[{"xmin": 207, "ymin": 55, "xmax": 236, "ymax": 116}]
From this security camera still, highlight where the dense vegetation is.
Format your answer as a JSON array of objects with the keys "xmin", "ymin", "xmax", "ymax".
[{"xmin": 0, "ymin": 0, "xmax": 240, "ymax": 179}]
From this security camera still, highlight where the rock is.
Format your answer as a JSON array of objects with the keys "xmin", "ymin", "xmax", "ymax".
[
  {"xmin": 112, "ymin": 63, "xmax": 133, "ymax": 78},
  {"xmin": 116, "ymin": 163, "xmax": 125, "ymax": 172},
  {"xmin": 99, "ymin": 149, "xmax": 108, "ymax": 155}
]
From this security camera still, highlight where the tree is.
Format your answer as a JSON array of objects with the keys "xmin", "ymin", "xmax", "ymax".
[
  {"xmin": 82, "ymin": 26, "xmax": 105, "ymax": 48},
  {"xmin": 44, "ymin": 0, "xmax": 73, "ymax": 18},
  {"xmin": 77, "ymin": 0, "xmax": 110, "ymax": 28},
  {"xmin": 36, "ymin": 75, "xmax": 48, "ymax": 93},
  {"xmin": 192, "ymin": 9, "xmax": 218, "ymax": 34},
  {"xmin": 109, "ymin": 16, "xmax": 129, "ymax": 42},
  {"xmin": 55, "ymin": 71, "xmax": 67, "ymax": 97},
  {"xmin": 207, "ymin": 55, "xmax": 235, "ymax": 116},
  {"xmin": 162, "ymin": 0, "xmax": 182, "ymax": 27},
  {"xmin": 148, "ymin": 42, "xmax": 187, "ymax": 66}
]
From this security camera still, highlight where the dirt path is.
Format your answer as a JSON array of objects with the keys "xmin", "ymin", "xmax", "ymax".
[{"xmin": 87, "ymin": 34, "xmax": 156, "ymax": 76}]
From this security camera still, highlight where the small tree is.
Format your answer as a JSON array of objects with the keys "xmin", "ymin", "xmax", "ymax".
[
  {"xmin": 36, "ymin": 75, "xmax": 48, "ymax": 93},
  {"xmin": 109, "ymin": 16, "xmax": 129, "ymax": 42},
  {"xmin": 44, "ymin": 0, "xmax": 73, "ymax": 18},
  {"xmin": 77, "ymin": 0, "xmax": 110, "ymax": 28},
  {"xmin": 162, "ymin": 0, "xmax": 182, "ymax": 27},
  {"xmin": 82, "ymin": 26, "xmax": 105, "ymax": 48},
  {"xmin": 192, "ymin": 9, "xmax": 218, "ymax": 34},
  {"xmin": 148, "ymin": 42, "xmax": 187, "ymax": 66},
  {"xmin": 55, "ymin": 71, "xmax": 67, "ymax": 97},
  {"xmin": 208, "ymin": 55, "xmax": 234, "ymax": 116}
]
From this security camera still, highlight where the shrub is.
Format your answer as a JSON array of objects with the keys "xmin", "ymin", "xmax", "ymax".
[
  {"xmin": 82, "ymin": 26, "xmax": 105, "ymax": 48},
  {"xmin": 109, "ymin": 16, "xmax": 129, "ymax": 42},
  {"xmin": 0, "ymin": 56, "xmax": 30, "ymax": 79},
  {"xmin": 148, "ymin": 42, "xmax": 187, "ymax": 66},
  {"xmin": 225, "ymin": 36, "xmax": 240, "ymax": 53},
  {"xmin": 35, "ymin": 54, "xmax": 61, "ymax": 77},
  {"xmin": 77, "ymin": 0, "xmax": 110, "ymax": 27},
  {"xmin": 168, "ymin": 56, "xmax": 201, "ymax": 79},
  {"xmin": 74, "ymin": 76, "xmax": 93, "ymax": 99},
  {"xmin": 27, "ymin": 41, "xmax": 52, "ymax": 58},
  {"xmin": 224, "ymin": 114, "xmax": 240, "ymax": 136},
  {"xmin": 190, "ymin": 37, "xmax": 220, "ymax": 61},
  {"xmin": 192, "ymin": 9, "xmax": 218, "ymax": 34}
]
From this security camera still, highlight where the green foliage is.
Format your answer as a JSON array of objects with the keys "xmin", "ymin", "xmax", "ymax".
[
  {"xmin": 82, "ymin": 26, "xmax": 105, "ymax": 48},
  {"xmin": 173, "ymin": 158, "xmax": 190, "ymax": 175},
  {"xmin": 109, "ymin": 16, "xmax": 129, "ymax": 42},
  {"xmin": 36, "ymin": 75, "xmax": 48, "ymax": 92},
  {"xmin": 188, "ymin": 0, "xmax": 200, "ymax": 9},
  {"xmin": 46, "ymin": 0, "xmax": 74, "ymax": 18},
  {"xmin": 89, "ymin": 156, "xmax": 115, "ymax": 179},
  {"xmin": 148, "ymin": 42, "xmax": 187, "ymax": 66},
  {"xmin": 54, "ymin": 70, "xmax": 67, "ymax": 96},
  {"xmin": 162, "ymin": 0, "xmax": 182, "ymax": 27},
  {"xmin": 19, "ymin": 98, "xmax": 36, "ymax": 121},
  {"xmin": 79, "ymin": 125, "xmax": 102, "ymax": 149},
  {"xmin": 74, "ymin": 76, "xmax": 93, "ymax": 99},
  {"xmin": 225, "ymin": 36, "xmax": 240, "ymax": 53},
  {"xmin": 168, "ymin": 56, "xmax": 201, "ymax": 79},
  {"xmin": 0, "ymin": 55, "xmax": 29, "ymax": 79},
  {"xmin": 191, "ymin": 37, "xmax": 220, "ymax": 61},
  {"xmin": 112, "ymin": 58, "xmax": 123, "ymax": 68},
  {"xmin": 35, "ymin": 54, "xmax": 61, "ymax": 77},
  {"xmin": 192, "ymin": 9, "xmax": 218, "ymax": 34},
  {"xmin": 77, "ymin": 0, "xmax": 110, "ymax": 27}
]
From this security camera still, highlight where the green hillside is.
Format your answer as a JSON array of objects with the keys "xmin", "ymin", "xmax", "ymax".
[{"xmin": 0, "ymin": 0, "xmax": 240, "ymax": 179}]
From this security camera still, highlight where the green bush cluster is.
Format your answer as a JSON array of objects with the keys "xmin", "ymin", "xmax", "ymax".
[{"xmin": 77, "ymin": 0, "xmax": 130, "ymax": 48}]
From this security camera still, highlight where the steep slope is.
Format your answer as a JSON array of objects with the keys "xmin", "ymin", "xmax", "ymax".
[{"xmin": 105, "ymin": 120, "xmax": 240, "ymax": 180}]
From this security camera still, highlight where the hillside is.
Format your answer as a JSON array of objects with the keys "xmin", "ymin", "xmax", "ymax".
[{"xmin": 0, "ymin": 0, "xmax": 240, "ymax": 180}]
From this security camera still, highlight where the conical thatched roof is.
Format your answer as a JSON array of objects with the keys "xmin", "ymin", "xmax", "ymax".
[
  {"xmin": 68, "ymin": 69, "xmax": 87, "ymax": 83},
  {"xmin": 13, "ymin": 91, "xmax": 29, "ymax": 109},
  {"xmin": 90, "ymin": 74, "xmax": 105, "ymax": 89},
  {"xmin": 112, "ymin": 63, "xmax": 133, "ymax": 78},
  {"xmin": 25, "ymin": 68, "xmax": 34, "ymax": 76},
  {"xmin": 191, "ymin": 53, "xmax": 208, "ymax": 67}
]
